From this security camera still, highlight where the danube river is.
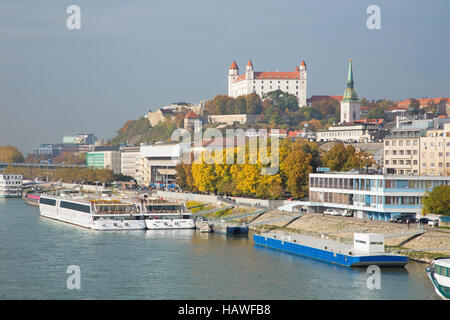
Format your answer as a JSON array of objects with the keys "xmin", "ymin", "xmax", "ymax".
[{"xmin": 0, "ymin": 199, "xmax": 438, "ymax": 299}]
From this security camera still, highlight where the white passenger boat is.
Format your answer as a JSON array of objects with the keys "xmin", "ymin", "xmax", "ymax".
[
  {"xmin": 426, "ymin": 258, "xmax": 450, "ymax": 300},
  {"xmin": 39, "ymin": 194, "xmax": 146, "ymax": 230},
  {"xmin": 139, "ymin": 199, "xmax": 195, "ymax": 230}
]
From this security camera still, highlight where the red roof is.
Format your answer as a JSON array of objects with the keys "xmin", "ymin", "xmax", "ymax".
[
  {"xmin": 234, "ymin": 71, "xmax": 302, "ymax": 82},
  {"xmin": 300, "ymin": 60, "xmax": 306, "ymax": 67},
  {"xmin": 247, "ymin": 60, "xmax": 253, "ymax": 68},
  {"xmin": 288, "ymin": 130, "xmax": 303, "ymax": 137},
  {"xmin": 229, "ymin": 61, "xmax": 238, "ymax": 70},
  {"xmin": 307, "ymin": 95, "xmax": 343, "ymax": 104},
  {"xmin": 185, "ymin": 111, "xmax": 199, "ymax": 119},
  {"xmin": 295, "ymin": 66, "xmax": 300, "ymax": 72},
  {"xmin": 395, "ymin": 97, "xmax": 450, "ymax": 108}
]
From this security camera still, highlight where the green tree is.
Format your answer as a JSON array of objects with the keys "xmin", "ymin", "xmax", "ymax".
[{"xmin": 422, "ymin": 185, "xmax": 450, "ymax": 216}]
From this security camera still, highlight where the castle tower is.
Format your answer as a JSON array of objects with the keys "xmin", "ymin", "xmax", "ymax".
[
  {"xmin": 245, "ymin": 60, "xmax": 254, "ymax": 80},
  {"xmin": 340, "ymin": 59, "xmax": 360, "ymax": 123},
  {"xmin": 298, "ymin": 60, "xmax": 307, "ymax": 107},
  {"xmin": 228, "ymin": 61, "xmax": 239, "ymax": 96}
]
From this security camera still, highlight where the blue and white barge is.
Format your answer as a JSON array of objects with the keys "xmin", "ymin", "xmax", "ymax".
[{"xmin": 254, "ymin": 232, "xmax": 408, "ymax": 267}]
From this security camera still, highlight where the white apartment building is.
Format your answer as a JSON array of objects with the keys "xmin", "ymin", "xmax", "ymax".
[{"xmin": 228, "ymin": 60, "xmax": 307, "ymax": 107}]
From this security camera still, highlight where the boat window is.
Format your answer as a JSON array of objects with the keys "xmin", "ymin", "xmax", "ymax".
[
  {"xmin": 60, "ymin": 201, "xmax": 91, "ymax": 213},
  {"xmin": 40, "ymin": 197, "xmax": 56, "ymax": 206}
]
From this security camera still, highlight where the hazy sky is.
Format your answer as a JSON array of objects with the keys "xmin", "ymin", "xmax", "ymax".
[{"xmin": 1, "ymin": 0, "xmax": 449, "ymax": 154}]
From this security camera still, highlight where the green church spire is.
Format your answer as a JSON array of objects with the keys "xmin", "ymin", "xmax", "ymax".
[
  {"xmin": 347, "ymin": 59, "xmax": 354, "ymax": 89},
  {"xmin": 342, "ymin": 59, "xmax": 358, "ymax": 102}
]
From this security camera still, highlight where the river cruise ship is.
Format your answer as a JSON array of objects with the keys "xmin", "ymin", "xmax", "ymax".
[
  {"xmin": 39, "ymin": 193, "xmax": 146, "ymax": 230},
  {"xmin": 139, "ymin": 198, "xmax": 195, "ymax": 230},
  {"xmin": 426, "ymin": 258, "xmax": 450, "ymax": 300},
  {"xmin": 0, "ymin": 174, "xmax": 22, "ymax": 198},
  {"xmin": 254, "ymin": 232, "xmax": 408, "ymax": 267}
]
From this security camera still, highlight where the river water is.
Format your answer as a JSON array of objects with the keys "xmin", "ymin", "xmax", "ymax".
[{"xmin": 0, "ymin": 199, "xmax": 438, "ymax": 299}]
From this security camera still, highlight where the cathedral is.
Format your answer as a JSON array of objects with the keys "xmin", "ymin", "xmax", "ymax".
[{"xmin": 228, "ymin": 60, "xmax": 307, "ymax": 107}]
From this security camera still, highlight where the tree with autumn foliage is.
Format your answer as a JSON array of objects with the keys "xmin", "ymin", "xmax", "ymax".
[
  {"xmin": 0, "ymin": 145, "xmax": 24, "ymax": 163},
  {"xmin": 321, "ymin": 143, "xmax": 375, "ymax": 171}
]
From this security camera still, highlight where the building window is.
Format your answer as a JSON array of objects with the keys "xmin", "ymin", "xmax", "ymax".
[{"xmin": 385, "ymin": 141, "xmax": 390, "ymax": 146}]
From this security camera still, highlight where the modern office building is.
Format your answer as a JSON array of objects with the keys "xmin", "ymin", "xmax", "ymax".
[
  {"xmin": 63, "ymin": 134, "xmax": 97, "ymax": 145},
  {"xmin": 138, "ymin": 143, "xmax": 190, "ymax": 187},
  {"xmin": 308, "ymin": 171, "xmax": 450, "ymax": 221},
  {"xmin": 86, "ymin": 151, "xmax": 121, "ymax": 174}
]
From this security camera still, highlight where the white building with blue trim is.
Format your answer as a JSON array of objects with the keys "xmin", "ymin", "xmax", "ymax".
[{"xmin": 307, "ymin": 171, "xmax": 450, "ymax": 221}]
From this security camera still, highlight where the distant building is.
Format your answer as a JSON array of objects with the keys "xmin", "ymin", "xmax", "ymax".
[
  {"xmin": 184, "ymin": 111, "xmax": 202, "ymax": 133},
  {"xmin": 420, "ymin": 122, "xmax": 450, "ymax": 176},
  {"xmin": 138, "ymin": 143, "xmax": 190, "ymax": 186},
  {"xmin": 63, "ymin": 134, "xmax": 97, "ymax": 145},
  {"xmin": 317, "ymin": 122, "xmax": 381, "ymax": 143},
  {"xmin": 119, "ymin": 146, "xmax": 141, "ymax": 179},
  {"xmin": 383, "ymin": 115, "xmax": 450, "ymax": 175},
  {"xmin": 228, "ymin": 59, "xmax": 307, "ymax": 107},
  {"xmin": 207, "ymin": 114, "xmax": 257, "ymax": 126},
  {"xmin": 146, "ymin": 102, "xmax": 204, "ymax": 126},
  {"xmin": 86, "ymin": 151, "xmax": 121, "ymax": 174},
  {"xmin": 395, "ymin": 97, "xmax": 450, "ymax": 116}
]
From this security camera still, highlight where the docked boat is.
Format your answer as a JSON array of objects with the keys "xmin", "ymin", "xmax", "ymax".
[
  {"xmin": 139, "ymin": 199, "xmax": 195, "ymax": 230},
  {"xmin": 0, "ymin": 174, "xmax": 22, "ymax": 198},
  {"xmin": 199, "ymin": 221, "xmax": 213, "ymax": 233},
  {"xmin": 426, "ymin": 258, "xmax": 450, "ymax": 300},
  {"xmin": 38, "ymin": 193, "xmax": 146, "ymax": 230},
  {"xmin": 254, "ymin": 232, "xmax": 408, "ymax": 267}
]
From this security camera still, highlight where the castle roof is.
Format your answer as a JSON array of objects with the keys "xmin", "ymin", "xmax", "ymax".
[
  {"xmin": 295, "ymin": 66, "xmax": 300, "ymax": 72},
  {"xmin": 234, "ymin": 71, "xmax": 302, "ymax": 82},
  {"xmin": 300, "ymin": 60, "xmax": 306, "ymax": 67},
  {"xmin": 247, "ymin": 60, "xmax": 253, "ymax": 68}
]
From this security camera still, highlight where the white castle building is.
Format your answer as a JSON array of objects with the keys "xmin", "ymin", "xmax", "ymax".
[{"xmin": 228, "ymin": 60, "xmax": 307, "ymax": 107}]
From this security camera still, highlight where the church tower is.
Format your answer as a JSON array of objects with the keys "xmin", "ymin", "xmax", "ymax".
[{"xmin": 340, "ymin": 59, "xmax": 360, "ymax": 123}]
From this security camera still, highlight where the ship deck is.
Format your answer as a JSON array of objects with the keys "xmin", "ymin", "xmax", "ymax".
[{"xmin": 259, "ymin": 231, "xmax": 387, "ymax": 257}]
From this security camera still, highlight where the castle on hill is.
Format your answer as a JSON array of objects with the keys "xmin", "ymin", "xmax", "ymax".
[{"xmin": 228, "ymin": 59, "xmax": 307, "ymax": 107}]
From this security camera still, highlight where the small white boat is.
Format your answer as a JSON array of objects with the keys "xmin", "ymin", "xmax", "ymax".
[
  {"xmin": 426, "ymin": 258, "xmax": 450, "ymax": 300},
  {"xmin": 199, "ymin": 221, "xmax": 212, "ymax": 233}
]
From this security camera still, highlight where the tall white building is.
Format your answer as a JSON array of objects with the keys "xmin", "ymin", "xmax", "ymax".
[{"xmin": 228, "ymin": 59, "xmax": 307, "ymax": 107}]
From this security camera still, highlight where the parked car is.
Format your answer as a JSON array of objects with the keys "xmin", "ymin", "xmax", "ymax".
[
  {"xmin": 390, "ymin": 215, "xmax": 414, "ymax": 223},
  {"xmin": 418, "ymin": 218, "xmax": 431, "ymax": 224},
  {"xmin": 324, "ymin": 209, "xmax": 339, "ymax": 216},
  {"xmin": 341, "ymin": 210, "xmax": 353, "ymax": 217},
  {"xmin": 428, "ymin": 219, "xmax": 439, "ymax": 227}
]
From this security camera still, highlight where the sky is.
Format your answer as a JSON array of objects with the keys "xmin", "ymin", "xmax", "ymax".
[{"xmin": 0, "ymin": 0, "xmax": 449, "ymax": 154}]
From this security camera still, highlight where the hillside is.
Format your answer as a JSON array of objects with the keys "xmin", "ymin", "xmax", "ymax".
[{"xmin": 109, "ymin": 117, "xmax": 177, "ymax": 145}]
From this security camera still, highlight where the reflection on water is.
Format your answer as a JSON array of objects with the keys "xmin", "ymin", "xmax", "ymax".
[{"xmin": 0, "ymin": 200, "xmax": 438, "ymax": 300}]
